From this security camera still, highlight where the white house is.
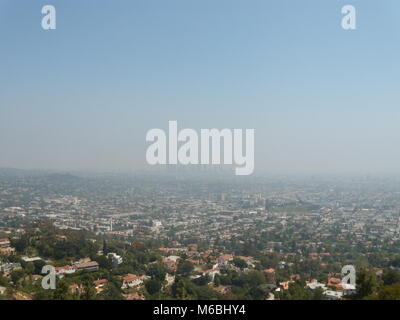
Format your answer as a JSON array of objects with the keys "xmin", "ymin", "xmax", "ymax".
[
  {"xmin": 324, "ymin": 290, "xmax": 343, "ymax": 300},
  {"xmin": 121, "ymin": 274, "xmax": 144, "ymax": 289}
]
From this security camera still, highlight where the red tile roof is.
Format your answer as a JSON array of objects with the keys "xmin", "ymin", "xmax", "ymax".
[
  {"xmin": 263, "ymin": 268, "xmax": 275, "ymax": 274},
  {"xmin": 123, "ymin": 274, "xmax": 141, "ymax": 283},
  {"xmin": 93, "ymin": 279, "xmax": 108, "ymax": 286}
]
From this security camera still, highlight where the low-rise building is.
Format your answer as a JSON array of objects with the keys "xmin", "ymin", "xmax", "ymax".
[
  {"xmin": 0, "ymin": 286, "xmax": 6, "ymax": 295},
  {"xmin": 21, "ymin": 256, "xmax": 42, "ymax": 263},
  {"xmin": 306, "ymin": 279, "xmax": 327, "ymax": 291},
  {"xmin": 93, "ymin": 279, "xmax": 108, "ymax": 293},
  {"xmin": 0, "ymin": 263, "xmax": 22, "ymax": 276},
  {"xmin": 121, "ymin": 274, "xmax": 144, "ymax": 289},
  {"xmin": 324, "ymin": 290, "xmax": 343, "ymax": 300},
  {"xmin": 74, "ymin": 261, "xmax": 99, "ymax": 272},
  {"xmin": 55, "ymin": 265, "xmax": 76, "ymax": 276},
  {"xmin": 0, "ymin": 247, "xmax": 15, "ymax": 255},
  {"xmin": 0, "ymin": 238, "xmax": 11, "ymax": 248},
  {"xmin": 108, "ymin": 252, "xmax": 123, "ymax": 267}
]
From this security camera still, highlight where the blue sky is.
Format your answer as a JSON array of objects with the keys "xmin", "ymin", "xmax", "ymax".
[{"xmin": 0, "ymin": 0, "xmax": 399, "ymax": 174}]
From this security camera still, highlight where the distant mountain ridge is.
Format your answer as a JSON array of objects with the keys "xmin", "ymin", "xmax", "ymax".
[{"xmin": 0, "ymin": 168, "xmax": 80, "ymax": 180}]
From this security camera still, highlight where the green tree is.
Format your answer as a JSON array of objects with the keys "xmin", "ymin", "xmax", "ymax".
[
  {"xmin": 147, "ymin": 263, "xmax": 167, "ymax": 281},
  {"xmin": 34, "ymin": 260, "xmax": 46, "ymax": 275},
  {"xmin": 81, "ymin": 282, "xmax": 97, "ymax": 300},
  {"xmin": 10, "ymin": 270, "xmax": 25, "ymax": 285},
  {"xmin": 145, "ymin": 279, "xmax": 162, "ymax": 295},
  {"xmin": 382, "ymin": 269, "xmax": 400, "ymax": 286},
  {"xmin": 93, "ymin": 256, "xmax": 112, "ymax": 269},
  {"xmin": 25, "ymin": 262, "xmax": 35, "ymax": 275},
  {"xmin": 53, "ymin": 280, "xmax": 72, "ymax": 300},
  {"xmin": 280, "ymin": 281, "xmax": 312, "ymax": 300},
  {"xmin": 213, "ymin": 274, "xmax": 221, "ymax": 287},
  {"xmin": 312, "ymin": 287, "xmax": 325, "ymax": 300},
  {"xmin": 232, "ymin": 258, "xmax": 247, "ymax": 270},
  {"xmin": 377, "ymin": 283, "xmax": 400, "ymax": 300},
  {"xmin": 97, "ymin": 283, "xmax": 124, "ymax": 300},
  {"xmin": 172, "ymin": 279, "xmax": 196, "ymax": 299},
  {"xmin": 356, "ymin": 269, "xmax": 378, "ymax": 299},
  {"xmin": 177, "ymin": 260, "xmax": 194, "ymax": 277}
]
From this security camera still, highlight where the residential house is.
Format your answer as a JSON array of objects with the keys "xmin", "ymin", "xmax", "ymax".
[
  {"xmin": 69, "ymin": 283, "xmax": 85, "ymax": 295},
  {"xmin": 0, "ymin": 263, "xmax": 22, "ymax": 276},
  {"xmin": 201, "ymin": 268, "xmax": 220, "ymax": 282},
  {"xmin": 0, "ymin": 238, "xmax": 11, "ymax": 248},
  {"xmin": 121, "ymin": 274, "xmax": 144, "ymax": 289},
  {"xmin": 74, "ymin": 261, "xmax": 99, "ymax": 272},
  {"xmin": 55, "ymin": 265, "xmax": 76, "ymax": 276},
  {"xmin": 93, "ymin": 279, "xmax": 108, "ymax": 293},
  {"xmin": 108, "ymin": 252, "xmax": 123, "ymax": 267},
  {"xmin": 324, "ymin": 290, "xmax": 343, "ymax": 300}
]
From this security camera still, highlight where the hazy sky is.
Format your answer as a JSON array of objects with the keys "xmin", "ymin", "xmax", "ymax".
[{"xmin": 1, "ymin": 0, "xmax": 399, "ymax": 174}]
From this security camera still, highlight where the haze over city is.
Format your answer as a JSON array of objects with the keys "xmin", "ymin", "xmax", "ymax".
[{"xmin": 1, "ymin": 0, "xmax": 400, "ymax": 174}]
